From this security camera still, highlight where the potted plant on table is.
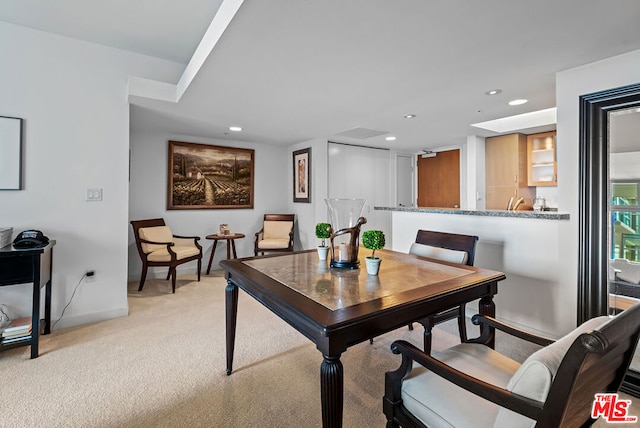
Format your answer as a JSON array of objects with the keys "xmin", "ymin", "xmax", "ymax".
[
  {"xmin": 315, "ymin": 222, "xmax": 331, "ymax": 261},
  {"xmin": 362, "ymin": 230, "xmax": 385, "ymax": 275}
]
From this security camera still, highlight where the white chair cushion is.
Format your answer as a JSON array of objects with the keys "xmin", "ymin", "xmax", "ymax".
[
  {"xmin": 147, "ymin": 246, "xmax": 200, "ymax": 262},
  {"xmin": 263, "ymin": 221, "xmax": 293, "ymax": 240},
  {"xmin": 139, "ymin": 226, "xmax": 173, "ymax": 254},
  {"xmin": 258, "ymin": 238, "xmax": 291, "ymax": 249},
  {"xmin": 409, "ymin": 242, "xmax": 469, "ymax": 264},
  {"xmin": 494, "ymin": 315, "xmax": 612, "ymax": 427},
  {"xmin": 402, "ymin": 343, "xmax": 520, "ymax": 428}
]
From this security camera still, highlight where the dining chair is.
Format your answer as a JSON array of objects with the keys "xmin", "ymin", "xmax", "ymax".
[
  {"xmin": 383, "ymin": 302, "xmax": 640, "ymax": 427},
  {"xmin": 409, "ymin": 229, "xmax": 479, "ymax": 353}
]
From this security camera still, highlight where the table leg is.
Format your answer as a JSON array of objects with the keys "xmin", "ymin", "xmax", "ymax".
[
  {"xmin": 320, "ymin": 354, "xmax": 344, "ymax": 428},
  {"xmin": 231, "ymin": 239, "xmax": 238, "ymax": 258},
  {"xmin": 206, "ymin": 240, "xmax": 219, "ymax": 275},
  {"xmin": 478, "ymin": 294, "xmax": 496, "ymax": 349},
  {"xmin": 31, "ymin": 255, "xmax": 40, "ymax": 359},
  {"xmin": 44, "ymin": 279, "xmax": 52, "ymax": 335},
  {"xmin": 225, "ymin": 279, "xmax": 239, "ymax": 375},
  {"xmin": 226, "ymin": 240, "xmax": 231, "ymax": 259}
]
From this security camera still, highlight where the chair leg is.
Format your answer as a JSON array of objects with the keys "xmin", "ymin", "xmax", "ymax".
[
  {"xmin": 138, "ymin": 265, "xmax": 148, "ymax": 292},
  {"xmin": 197, "ymin": 258, "xmax": 202, "ymax": 282},
  {"xmin": 420, "ymin": 317, "xmax": 436, "ymax": 355},
  {"xmin": 457, "ymin": 304, "xmax": 468, "ymax": 342},
  {"xmin": 171, "ymin": 268, "xmax": 177, "ymax": 293},
  {"xmin": 407, "ymin": 323, "xmax": 414, "ymax": 331},
  {"xmin": 166, "ymin": 268, "xmax": 172, "ymax": 281}
]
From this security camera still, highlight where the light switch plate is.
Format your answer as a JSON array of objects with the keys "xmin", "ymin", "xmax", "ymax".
[{"xmin": 86, "ymin": 188, "xmax": 103, "ymax": 201}]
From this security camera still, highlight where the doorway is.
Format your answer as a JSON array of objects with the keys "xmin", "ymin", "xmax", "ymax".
[
  {"xmin": 396, "ymin": 154, "xmax": 413, "ymax": 207},
  {"xmin": 417, "ymin": 149, "xmax": 460, "ymax": 208},
  {"xmin": 579, "ymin": 82, "xmax": 640, "ymax": 395}
]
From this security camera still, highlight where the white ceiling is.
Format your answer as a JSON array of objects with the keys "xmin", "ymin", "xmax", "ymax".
[{"xmin": 2, "ymin": 0, "xmax": 640, "ymax": 152}]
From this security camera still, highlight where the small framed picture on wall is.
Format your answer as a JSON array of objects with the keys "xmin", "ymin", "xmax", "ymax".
[{"xmin": 293, "ymin": 148, "xmax": 311, "ymax": 203}]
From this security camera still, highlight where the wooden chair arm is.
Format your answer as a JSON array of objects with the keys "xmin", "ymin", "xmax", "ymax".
[
  {"xmin": 172, "ymin": 235, "xmax": 202, "ymax": 251},
  {"xmin": 390, "ymin": 340, "xmax": 544, "ymax": 420},
  {"xmin": 172, "ymin": 234, "xmax": 200, "ymax": 241},
  {"xmin": 467, "ymin": 315, "xmax": 555, "ymax": 347}
]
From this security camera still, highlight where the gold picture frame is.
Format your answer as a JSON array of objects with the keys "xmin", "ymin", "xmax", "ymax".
[{"xmin": 167, "ymin": 141, "xmax": 254, "ymax": 210}]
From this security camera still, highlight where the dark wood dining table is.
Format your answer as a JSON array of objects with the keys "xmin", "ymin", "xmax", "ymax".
[{"xmin": 220, "ymin": 248, "xmax": 506, "ymax": 428}]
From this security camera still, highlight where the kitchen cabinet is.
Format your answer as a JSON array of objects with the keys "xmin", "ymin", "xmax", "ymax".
[
  {"xmin": 485, "ymin": 133, "xmax": 535, "ymax": 210},
  {"xmin": 527, "ymin": 131, "xmax": 557, "ymax": 186}
]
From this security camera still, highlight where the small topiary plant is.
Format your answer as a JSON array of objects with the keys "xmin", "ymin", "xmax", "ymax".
[
  {"xmin": 315, "ymin": 223, "xmax": 331, "ymax": 247},
  {"xmin": 362, "ymin": 230, "xmax": 385, "ymax": 259}
]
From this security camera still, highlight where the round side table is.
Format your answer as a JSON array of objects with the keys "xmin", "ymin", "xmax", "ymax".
[{"xmin": 205, "ymin": 233, "xmax": 245, "ymax": 274}]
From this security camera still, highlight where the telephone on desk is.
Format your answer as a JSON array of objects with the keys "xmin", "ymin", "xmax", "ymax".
[{"xmin": 13, "ymin": 230, "xmax": 50, "ymax": 249}]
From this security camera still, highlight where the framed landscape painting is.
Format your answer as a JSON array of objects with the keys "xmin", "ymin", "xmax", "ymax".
[
  {"xmin": 167, "ymin": 141, "xmax": 254, "ymax": 210},
  {"xmin": 293, "ymin": 147, "xmax": 311, "ymax": 203}
]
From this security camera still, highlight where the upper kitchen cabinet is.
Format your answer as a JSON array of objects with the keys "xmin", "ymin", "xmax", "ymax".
[
  {"xmin": 527, "ymin": 131, "xmax": 557, "ymax": 186},
  {"xmin": 485, "ymin": 133, "xmax": 535, "ymax": 210}
]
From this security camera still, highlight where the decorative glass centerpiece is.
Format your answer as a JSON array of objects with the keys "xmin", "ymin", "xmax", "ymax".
[{"xmin": 325, "ymin": 198, "xmax": 367, "ymax": 269}]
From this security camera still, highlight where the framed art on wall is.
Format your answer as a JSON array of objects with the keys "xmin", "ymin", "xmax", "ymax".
[
  {"xmin": 0, "ymin": 116, "xmax": 23, "ymax": 190},
  {"xmin": 293, "ymin": 147, "xmax": 311, "ymax": 203},
  {"xmin": 167, "ymin": 140, "xmax": 254, "ymax": 210}
]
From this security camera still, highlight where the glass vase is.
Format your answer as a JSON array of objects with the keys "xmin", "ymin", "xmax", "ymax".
[{"xmin": 325, "ymin": 198, "xmax": 367, "ymax": 269}]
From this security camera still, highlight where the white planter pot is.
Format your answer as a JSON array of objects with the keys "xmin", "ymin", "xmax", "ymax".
[
  {"xmin": 317, "ymin": 246, "xmax": 329, "ymax": 261},
  {"xmin": 365, "ymin": 257, "xmax": 381, "ymax": 275}
]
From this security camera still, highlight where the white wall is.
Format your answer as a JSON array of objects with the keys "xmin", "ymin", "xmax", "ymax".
[
  {"xmin": 555, "ymin": 49, "xmax": 640, "ymax": 328},
  {"xmin": 391, "ymin": 211, "xmax": 568, "ymax": 337},
  {"xmin": 0, "ymin": 22, "xmax": 184, "ymax": 327},
  {"xmin": 128, "ymin": 130, "xmax": 288, "ymax": 277},
  {"xmin": 287, "ymin": 138, "xmax": 330, "ymax": 251},
  {"xmin": 286, "ymin": 139, "xmax": 396, "ymax": 252}
]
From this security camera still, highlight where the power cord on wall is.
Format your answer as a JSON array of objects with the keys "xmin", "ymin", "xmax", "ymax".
[{"xmin": 52, "ymin": 273, "xmax": 86, "ymax": 330}]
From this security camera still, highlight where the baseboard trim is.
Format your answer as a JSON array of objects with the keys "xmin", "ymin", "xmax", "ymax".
[{"xmin": 53, "ymin": 306, "xmax": 129, "ymax": 329}]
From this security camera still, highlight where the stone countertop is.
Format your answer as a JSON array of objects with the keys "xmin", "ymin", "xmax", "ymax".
[{"xmin": 374, "ymin": 206, "xmax": 570, "ymax": 220}]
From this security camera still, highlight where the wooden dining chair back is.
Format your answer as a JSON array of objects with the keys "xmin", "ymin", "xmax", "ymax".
[
  {"xmin": 131, "ymin": 218, "xmax": 202, "ymax": 293},
  {"xmin": 409, "ymin": 229, "xmax": 479, "ymax": 353},
  {"xmin": 384, "ymin": 303, "xmax": 640, "ymax": 427},
  {"xmin": 254, "ymin": 214, "xmax": 295, "ymax": 256}
]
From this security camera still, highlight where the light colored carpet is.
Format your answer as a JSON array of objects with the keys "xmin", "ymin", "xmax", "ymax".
[{"xmin": 0, "ymin": 273, "xmax": 634, "ymax": 427}]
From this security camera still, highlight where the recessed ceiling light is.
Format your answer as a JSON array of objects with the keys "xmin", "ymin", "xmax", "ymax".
[
  {"xmin": 229, "ymin": 126, "xmax": 242, "ymax": 132},
  {"xmin": 385, "ymin": 136, "xmax": 397, "ymax": 141},
  {"xmin": 485, "ymin": 89, "xmax": 502, "ymax": 95},
  {"xmin": 403, "ymin": 114, "xmax": 416, "ymax": 119},
  {"xmin": 508, "ymin": 99, "xmax": 528, "ymax": 106}
]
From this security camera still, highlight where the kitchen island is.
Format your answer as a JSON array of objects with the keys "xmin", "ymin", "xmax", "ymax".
[{"xmin": 375, "ymin": 206, "xmax": 572, "ymax": 338}]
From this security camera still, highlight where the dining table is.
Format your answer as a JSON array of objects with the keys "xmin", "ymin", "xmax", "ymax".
[{"xmin": 220, "ymin": 248, "xmax": 506, "ymax": 428}]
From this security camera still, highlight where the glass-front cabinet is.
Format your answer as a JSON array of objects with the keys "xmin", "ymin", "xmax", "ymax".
[{"xmin": 527, "ymin": 131, "xmax": 557, "ymax": 186}]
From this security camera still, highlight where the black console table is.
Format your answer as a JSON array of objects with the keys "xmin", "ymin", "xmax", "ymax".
[{"xmin": 0, "ymin": 241, "xmax": 55, "ymax": 358}]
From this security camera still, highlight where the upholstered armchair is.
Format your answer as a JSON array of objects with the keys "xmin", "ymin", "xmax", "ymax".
[
  {"xmin": 384, "ymin": 303, "xmax": 640, "ymax": 427},
  {"xmin": 254, "ymin": 214, "xmax": 295, "ymax": 256},
  {"xmin": 131, "ymin": 218, "xmax": 202, "ymax": 293}
]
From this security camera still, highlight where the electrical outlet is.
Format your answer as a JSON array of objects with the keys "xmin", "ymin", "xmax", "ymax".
[{"xmin": 85, "ymin": 270, "xmax": 96, "ymax": 283}]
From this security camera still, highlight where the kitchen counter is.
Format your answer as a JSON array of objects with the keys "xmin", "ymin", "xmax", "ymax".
[
  {"xmin": 374, "ymin": 206, "xmax": 569, "ymax": 220},
  {"xmin": 380, "ymin": 205, "xmax": 574, "ymax": 338}
]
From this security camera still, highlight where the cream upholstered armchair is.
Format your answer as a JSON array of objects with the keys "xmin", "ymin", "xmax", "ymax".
[
  {"xmin": 131, "ymin": 218, "xmax": 202, "ymax": 293},
  {"xmin": 254, "ymin": 214, "xmax": 295, "ymax": 256},
  {"xmin": 384, "ymin": 302, "xmax": 640, "ymax": 428}
]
